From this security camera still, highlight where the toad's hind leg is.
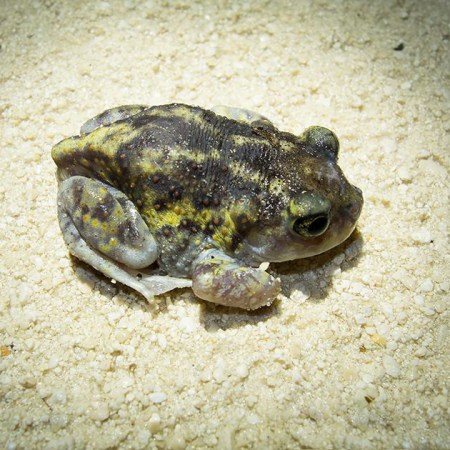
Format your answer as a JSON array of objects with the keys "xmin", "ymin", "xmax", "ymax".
[
  {"xmin": 57, "ymin": 176, "xmax": 191, "ymax": 300},
  {"xmin": 80, "ymin": 104, "xmax": 148, "ymax": 135}
]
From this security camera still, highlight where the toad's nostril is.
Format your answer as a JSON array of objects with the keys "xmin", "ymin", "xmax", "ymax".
[
  {"xmin": 346, "ymin": 200, "xmax": 362, "ymax": 221},
  {"xmin": 352, "ymin": 185, "xmax": 363, "ymax": 199}
]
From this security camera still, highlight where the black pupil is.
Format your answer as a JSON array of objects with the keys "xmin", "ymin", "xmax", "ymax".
[
  {"xmin": 294, "ymin": 214, "xmax": 329, "ymax": 237},
  {"xmin": 308, "ymin": 216, "xmax": 328, "ymax": 235}
]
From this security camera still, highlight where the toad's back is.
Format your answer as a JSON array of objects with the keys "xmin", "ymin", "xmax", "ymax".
[{"xmin": 51, "ymin": 103, "xmax": 291, "ymax": 273}]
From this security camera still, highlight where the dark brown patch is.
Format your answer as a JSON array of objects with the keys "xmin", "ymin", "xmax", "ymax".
[
  {"xmin": 169, "ymin": 185, "xmax": 182, "ymax": 200},
  {"xmin": 153, "ymin": 200, "xmax": 164, "ymax": 211},
  {"xmin": 91, "ymin": 201, "xmax": 113, "ymax": 222},
  {"xmin": 145, "ymin": 172, "xmax": 184, "ymax": 202},
  {"xmin": 235, "ymin": 213, "xmax": 252, "ymax": 234},
  {"xmin": 230, "ymin": 232, "xmax": 243, "ymax": 252},
  {"xmin": 72, "ymin": 179, "xmax": 84, "ymax": 206},
  {"xmin": 212, "ymin": 216, "xmax": 222, "ymax": 226},
  {"xmin": 116, "ymin": 146, "xmax": 131, "ymax": 172},
  {"xmin": 178, "ymin": 218, "xmax": 199, "ymax": 235},
  {"xmin": 159, "ymin": 225, "xmax": 175, "ymax": 238},
  {"xmin": 117, "ymin": 221, "xmax": 140, "ymax": 244},
  {"xmin": 203, "ymin": 216, "xmax": 224, "ymax": 236},
  {"xmin": 129, "ymin": 112, "xmax": 158, "ymax": 129}
]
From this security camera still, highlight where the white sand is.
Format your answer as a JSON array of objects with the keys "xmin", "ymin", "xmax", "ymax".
[{"xmin": 1, "ymin": 1, "xmax": 449, "ymax": 448}]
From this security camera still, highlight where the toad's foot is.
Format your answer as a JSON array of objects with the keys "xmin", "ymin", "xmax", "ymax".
[{"xmin": 192, "ymin": 249, "xmax": 281, "ymax": 310}]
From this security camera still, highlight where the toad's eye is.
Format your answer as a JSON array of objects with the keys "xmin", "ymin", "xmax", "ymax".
[{"xmin": 292, "ymin": 213, "xmax": 330, "ymax": 237}]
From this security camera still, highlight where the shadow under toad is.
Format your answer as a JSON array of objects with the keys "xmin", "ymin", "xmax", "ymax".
[
  {"xmin": 68, "ymin": 229, "xmax": 364, "ymax": 329},
  {"xmin": 198, "ymin": 229, "xmax": 364, "ymax": 330},
  {"xmin": 275, "ymin": 228, "xmax": 364, "ymax": 301}
]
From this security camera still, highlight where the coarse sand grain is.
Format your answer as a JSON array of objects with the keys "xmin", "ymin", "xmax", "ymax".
[{"xmin": 0, "ymin": 1, "xmax": 449, "ymax": 449}]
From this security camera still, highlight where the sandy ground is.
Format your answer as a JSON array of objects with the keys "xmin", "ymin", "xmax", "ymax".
[{"xmin": 1, "ymin": 0, "xmax": 449, "ymax": 449}]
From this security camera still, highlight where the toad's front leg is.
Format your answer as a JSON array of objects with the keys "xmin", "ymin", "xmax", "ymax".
[{"xmin": 192, "ymin": 249, "xmax": 281, "ymax": 310}]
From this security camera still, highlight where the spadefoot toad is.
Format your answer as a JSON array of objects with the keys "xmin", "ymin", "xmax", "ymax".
[{"xmin": 51, "ymin": 103, "xmax": 363, "ymax": 309}]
